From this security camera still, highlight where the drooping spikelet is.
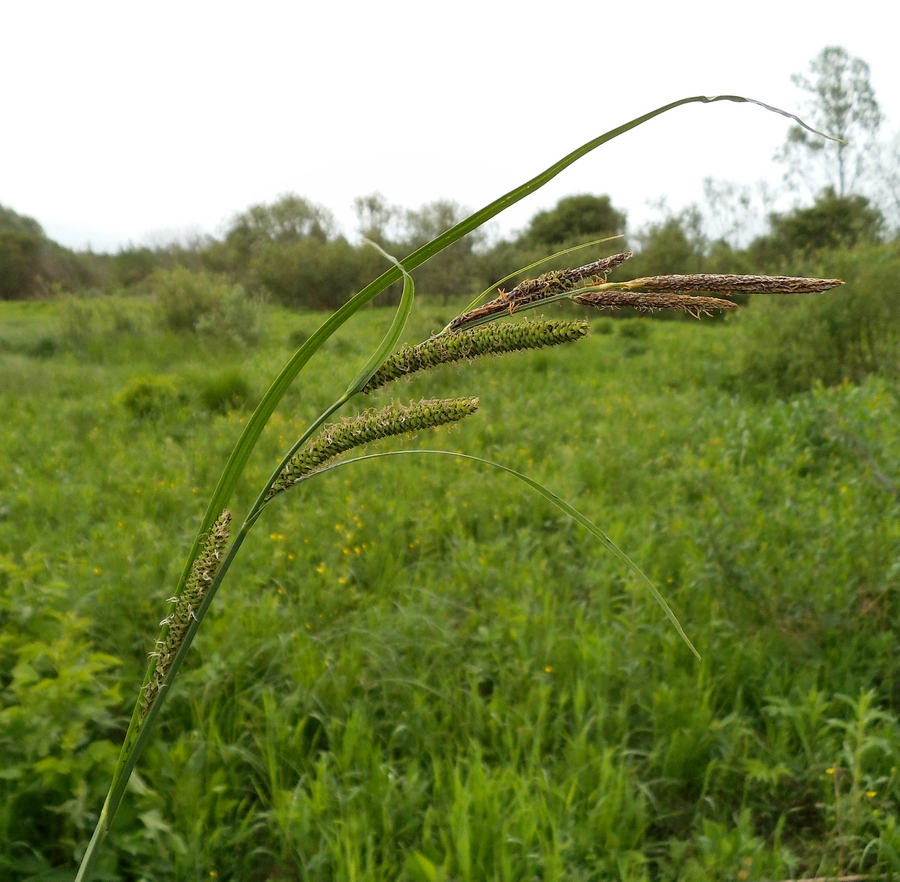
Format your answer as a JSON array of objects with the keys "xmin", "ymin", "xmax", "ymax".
[
  {"xmin": 267, "ymin": 397, "xmax": 480, "ymax": 499},
  {"xmin": 141, "ymin": 510, "xmax": 231, "ymax": 719},
  {"xmin": 572, "ymin": 273, "xmax": 844, "ymax": 317},
  {"xmin": 614, "ymin": 274, "xmax": 844, "ymax": 295},
  {"xmin": 572, "ymin": 290, "xmax": 738, "ymax": 317},
  {"xmin": 448, "ymin": 252, "xmax": 633, "ymax": 330},
  {"xmin": 363, "ymin": 318, "xmax": 589, "ymax": 394}
]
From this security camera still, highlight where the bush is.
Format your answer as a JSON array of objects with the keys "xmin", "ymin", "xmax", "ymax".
[
  {"xmin": 0, "ymin": 229, "xmax": 42, "ymax": 300},
  {"xmin": 198, "ymin": 370, "xmax": 252, "ymax": 414},
  {"xmin": 58, "ymin": 294, "xmax": 148, "ymax": 352},
  {"xmin": 619, "ymin": 320, "xmax": 651, "ymax": 339},
  {"xmin": 194, "ymin": 283, "xmax": 266, "ymax": 347},
  {"xmin": 0, "ymin": 555, "xmax": 122, "ymax": 871},
  {"xmin": 249, "ymin": 237, "xmax": 364, "ymax": 310},
  {"xmin": 28, "ymin": 336, "xmax": 60, "ymax": 359},
  {"xmin": 286, "ymin": 327, "xmax": 309, "ymax": 349},
  {"xmin": 151, "ymin": 267, "xmax": 265, "ymax": 346},
  {"xmin": 116, "ymin": 375, "xmax": 187, "ymax": 419},
  {"xmin": 735, "ymin": 244, "xmax": 900, "ymax": 395},
  {"xmin": 58, "ymin": 296, "xmax": 106, "ymax": 350}
]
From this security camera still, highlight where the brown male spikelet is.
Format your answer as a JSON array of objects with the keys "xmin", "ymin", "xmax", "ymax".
[
  {"xmin": 572, "ymin": 290, "xmax": 738, "ymax": 317},
  {"xmin": 572, "ymin": 272, "xmax": 844, "ymax": 317},
  {"xmin": 613, "ymin": 274, "xmax": 844, "ymax": 295},
  {"xmin": 449, "ymin": 253, "xmax": 633, "ymax": 330}
]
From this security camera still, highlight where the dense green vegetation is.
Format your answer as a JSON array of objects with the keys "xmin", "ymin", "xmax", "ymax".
[
  {"xmin": 3, "ymin": 45, "xmax": 899, "ymax": 881},
  {"xmin": 2, "ymin": 278, "xmax": 898, "ymax": 879}
]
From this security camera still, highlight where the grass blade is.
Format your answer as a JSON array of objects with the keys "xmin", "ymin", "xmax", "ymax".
[{"xmin": 345, "ymin": 241, "xmax": 416, "ymax": 397}]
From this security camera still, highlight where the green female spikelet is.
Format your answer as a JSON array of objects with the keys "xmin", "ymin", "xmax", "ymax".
[
  {"xmin": 142, "ymin": 510, "xmax": 232, "ymax": 718},
  {"xmin": 268, "ymin": 397, "xmax": 480, "ymax": 498},
  {"xmin": 363, "ymin": 318, "xmax": 589, "ymax": 393}
]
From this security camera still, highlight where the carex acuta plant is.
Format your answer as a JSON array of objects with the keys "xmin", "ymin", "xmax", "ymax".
[{"xmin": 75, "ymin": 95, "xmax": 844, "ymax": 880}]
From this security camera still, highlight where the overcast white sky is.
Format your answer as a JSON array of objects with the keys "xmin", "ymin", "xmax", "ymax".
[{"xmin": 2, "ymin": 0, "xmax": 898, "ymax": 253}]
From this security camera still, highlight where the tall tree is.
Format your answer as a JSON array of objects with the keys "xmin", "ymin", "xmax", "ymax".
[
  {"xmin": 777, "ymin": 46, "xmax": 882, "ymax": 198},
  {"xmin": 750, "ymin": 188, "xmax": 884, "ymax": 266},
  {"xmin": 401, "ymin": 200, "xmax": 483, "ymax": 300},
  {"xmin": 207, "ymin": 194, "xmax": 337, "ymax": 274},
  {"xmin": 353, "ymin": 192, "xmax": 402, "ymax": 245},
  {"xmin": 522, "ymin": 194, "xmax": 625, "ymax": 249}
]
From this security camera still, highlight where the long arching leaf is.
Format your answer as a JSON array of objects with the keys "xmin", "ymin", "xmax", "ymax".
[{"xmin": 301, "ymin": 449, "xmax": 700, "ymax": 659}]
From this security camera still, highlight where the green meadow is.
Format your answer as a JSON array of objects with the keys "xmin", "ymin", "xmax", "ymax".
[{"xmin": 2, "ymin": 292, "xmax": 899, "ymax": 881}]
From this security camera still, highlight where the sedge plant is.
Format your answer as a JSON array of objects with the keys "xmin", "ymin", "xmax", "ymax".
[{"xmin": 75, "ymin": 95, "xmax": 843, "ymax": 880}]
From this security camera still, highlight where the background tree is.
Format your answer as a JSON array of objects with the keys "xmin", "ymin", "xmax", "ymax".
[
  {"xmin": 776, "ymin": 46, "xmax": 882, "ymax": 198},
  {"xmin": 477, "ymin": 194, "xmax": 627, "ymax": 295},
  {"xmin": 521, "ymin": 194, "xmax": 626, "ymax": 249},
  {"xmin": 750, "ymin": 189, "xmax": 884, "ymax": 267},
  {"xmin": 249, "ymin": 237, "xmax": 364, "ymax": 310},
  {"xmin": 700, "ymin": 177, "xmax": 776, "ymax": 249},
  {"xmin": 0, "ymin": 202, "xmax": 99, "ymax": 298},
  {"xmin": 625, "ymin": 207, "xmax": 708, "ymax": 279},
  {"xmin": 398, "ymin": 200, "xmax": 485, "ymax": 301},
  {"xmin": 0, "ymin": 229, "xmax": 42, "ymax": 299},
  {"xmin": 206, "ymin": 194, "xmax": 337, "ymax": 274},
  {"xmin": 353, "ymin": 192, "xmax": 402, "ymax": 246},
  {"xmin": 0, "ymin": 204, "xmax": 44, "ymax": 238}
]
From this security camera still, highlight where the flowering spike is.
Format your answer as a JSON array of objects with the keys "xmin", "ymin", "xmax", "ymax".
[
  {"xmin": 267, "ymin": 397, "xmax": 480, "ymax": 499},
  {"xmin": 449, "ymin": 253, "xmax": 632, "ymax": 330},
  {"xmin": 364, "ymin": 318, "xmax": 589, "ymax": 394},
  {"xmin": 572, "ymin": 290, "xmax": 738, "ymax": 317},
  {"xmin": 617, "ymin": 274, "xmax": 844, "ymax": 295},
  {"xmin": 142, "ymin": 510, "xmax": 231, "ymax": 718}
]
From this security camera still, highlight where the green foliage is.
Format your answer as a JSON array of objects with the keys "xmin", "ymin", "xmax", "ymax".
[
  {"xmin": 113, "ymin": 246, "xmax": 163, "ymax": 287},
  {"xmin": 0, "ymin": 555, "xmax": 122, "ymax": 876},
  {"xmin": 735, "ymin": 243, "xmax": 900, "ymax": 394},
  {"xmin": 0, "ymin": 203, "xmax": 108, "ymax": 299},
  {"xmin": 205, "ymin": 194, "xmax": 337, "ymax": 276},
  {"xmin": 0, "ymin": 228, "xmax": 43, "ymax": 300},
  {"xmin": 249, "ymin": 237, "xmax": 364, "ymax": 310},
  {"xmin": 4, "ymin": 297, "xmax": 900, "ymax": 878},
  {"xmin": 618, "ymin": 319, "xmax": 650, "ymax": 339},
  {"xmin": 116, "ymin": 374, "xmax": 188, "ymax": 418},
  {"xmin": 523, "ymin": 194, "xmax": 626, "ymax": 248},
  {"xmin": 56, "ymin": 294, "xmax": 150, "ymax": 358},
  {"xmin": 627, "ymin": 208, "xmax": 707, "ymax": 278},
  {"xmin": 150, "ymin": 267, "xmax": 265, "ymax": 346},
  {"xmin": 198, "ymin": 370, "xmax": 253, "ymax": 415},
  {"xmin": 401, "ymin": 201, "xmax": 484, "ymax": 301},
  {"xmin": 751, "ymin": 189, "xmax": 884, "ymax": 265},
  {"xmin": 0, "ymin": 203, "xmax": 44, "ymax": 237},
  {"xmin": 229, "ymin": 194, "xmax": 336, "ymax": 245}
]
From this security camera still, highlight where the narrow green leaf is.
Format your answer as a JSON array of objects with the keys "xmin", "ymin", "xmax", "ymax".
[{"xmin": 345, "ymin": 241, "xmax": 415, "ymax": 396}]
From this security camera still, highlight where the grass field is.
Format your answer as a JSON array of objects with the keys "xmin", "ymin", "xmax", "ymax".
[{"xmin": 2, "ymin": 295, "xmax": 899, "ymax": 881}]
